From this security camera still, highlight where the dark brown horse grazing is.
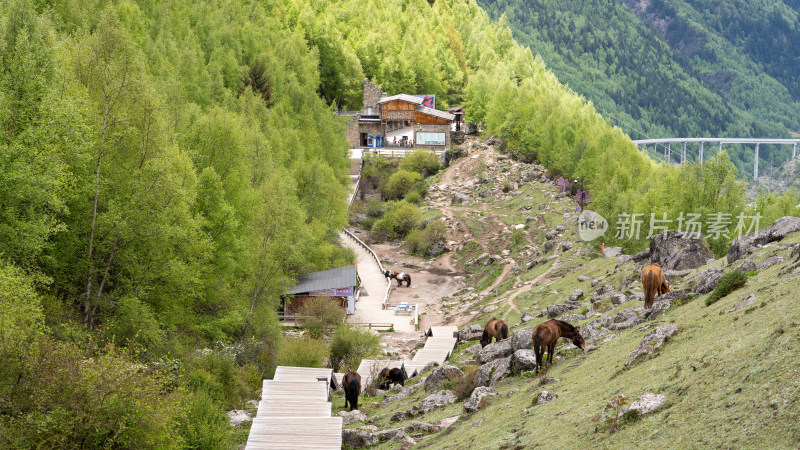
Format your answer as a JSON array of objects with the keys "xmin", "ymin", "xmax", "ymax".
[
  {"xmin": 642, "ymin": 263, "xmax": 670, "ymax": 309},
  {"xmin": 341, "ymin": 371, "xmax": 361, "ymax": 411},
  {"xmin": 480, "ymin": 317, "xmax": 509, "ymax": 347},
  {"xmin": 384, "ymin": 270, "xmax": 411, "ymax": 287},
  {"xmin": 377, "ymin": 364, "xmax": 408, "ymax": 390},
  {"xmin": 532, "ymin": 319, "xmax": 586, "ymax": 372}
]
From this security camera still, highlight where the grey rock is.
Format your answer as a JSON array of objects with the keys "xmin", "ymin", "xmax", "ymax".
[
  {"xmin": 459, "ymin": 324, "xmax": 484, "ymax": 342},
  {"xmin": 416, "ymin": 390, "xmax": 456, "ymax": 415},
  {"xmin": 374, "ymin": 428, "xmax": 404, "ymax": 442},
  {"xmin": 561, "ymin": 241, "xmax": 574, "ymax": 252},
  {"xmin": 611, "ymin": 294, "xmax": 629, "ymax": 305},
  {"xmin": 625, "ymin": 324, "xmax": 679, "ymax": 366},
  {"xmin": 338, "ymin": 410, "xmax": 367, "ymax": 425},
  {"xmin": 227, "ymin": 410, "xmax": 252, "ymax": 427},
  {"xmin": 342, "ymin": 429, "xmax": 378, "ymax": 448},
  {"xmin": 628, "ymin": 292, "xmax": 645, "ymax": 302},
  {"xmin": 727, "ymin": 216, "xmax": 800, "ymax": 263},
  {"xmin": 726, "ymin": 294, "xmax": 758, "ymax": 313},
  {"xmin": 756, "ymin": 256, "xmax": 787, "ymax": 270},
  {"xmin": 568, "ymin": 289, "xmax": 584, "ymax": 302},
  {"xmin": 545, "ymin": 230, "xmax": 558, "ymax": 240},
  {"xmin": 616, "ymin": 254, "xmax": 634, "ymax": 267},
  {"xmin": 544, "ymin": 240, "xmax": 556, "ymax": 252},
  {"xmin": 626, "ymin": 393, "xmax": 667, "ymax": 416},
  {"xmin": 591, "ymin": 276, "xmax": 606, "ymax": 287},
  {"xmin": 578, "ymin": 275, "xmax": 591, "ymax": 282},
  {"xmin": 427, "ymin": 241, "xmax": 449, "ymax": 258},
  {"xmin": 556, "ymin": 225, "xmax": 566, "ymax": 232},
  {"xmin": 646, "ymin": 289, "xmax": 691, "ymax": 320},
  {"xmin": 537, "ymin": 391, "xmax": 557, "ymax": 404},
  {"xmin": 510, "ymin": 327, "xmax": 534, "ymax": 351},
  {"xmin": 475, "ymin": 338, "xmax": 513, "ymax": 364},
  {"xmin": 479, "ymin": 190, "xmax": 493, "ymax": 198},
  {"xmin": 597, "ymin": 284, "xmax": 616, "ymax": 296},
  {"xmin": 465, "ymin": 344, "xmax": 482, "ymax": 354},
  {"xmin": 559, "ymin": 314, "xmax": 586, "ymax": 323},
  {"xmin": 691, "ymin": 269, "xmax": 724, "ymax": 294},
  {"xmin": 390, "ymin": 411, "xmax": 408, "ymax": 422},
  {"xmin": 477, "ymin": 357, "xmax": 511, "ymax": 387},
  {"xmin": 735, "ymin": 259, "xmax": 757, "ymax": 273},
  {"xmin": 650, "ymin": 230, "xmax": 716, "ymax": 270},
  {"xmin": 464, "ymin": 386, "xmax": 499, "ymax": 412},
  {"xmin": 633, "ymin": 248, "xmax": 652, "ymax": 262},
  {"xmin": 380, "ymin": 383, "xmax": 423, "ymax": 407},
  {"xmin": 520, "ymin": 312, "xmax": 536, "ymax": 323},
  {"xmin": 483, "ymin": 305, "xmax": 499, "ymax": 314},
  {"xmin": 405, "ymin": 421, "xmax": 440, "ymax": 434},
  {"xmin": 609, "ymin": 309, "xmax": 644, "ymax": 331},
  {"xmin": 451, "ymin": 192, "xmax": 469, "ymax": 205},
  {"xmin": 545, "ymin": 303, "xmax": 574, "ymax": 318},
  {"xmin": 510, "ymin": 349, "xmax": 537, "ymax": 373},
  {"xmin": 603, "ymin": 246, "xmax": 623, "ymax": 258},
  {"xmin": 424, "ymin": 365, "xmax": 464, "ymax": 392}
]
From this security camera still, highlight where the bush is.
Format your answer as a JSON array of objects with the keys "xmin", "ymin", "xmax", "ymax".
[
  {"xmin": 399, "ymin": 150, "xmax": 442, "ymax": 176},
  {"xmin": 365, "ymin": 199, "xmax": 385, "ymax": 218},
  {"xmin": 383, "ymin": 170, "xmax": 421, "ymax": 200},
  {"xmin": 705, "ymin": 270, "xmax": 748, "ymax": 306},
  {"xmin": 509, "ymin": 229, "xmax": 527, "ymax": 250},
  {"xmin": 178, "ymin": 392, "xmax": 233, "ymax": 449},
  {"xmin": 185, "ymin": 350, "xmax": 256, "ymax": 408},
  {"xmin": 300, "ymin": 296, "xmax": 345, "ymax": 337},
  {"xmin": 456, "ymin": 366, "xmax": 480, "ymax": 401},
  {"xmin": 372, "ymin": 201, "xmax": 423, "ymax": 238},
  {"xmin": 406, "ymin": 220, "xmax": 447, "ymax": 256},
  {"xmin": 328, "ymin": 325, "xmax": 381, "ymax": 372},
  {"xmin": 104, "ymin": 295, "xmax": 166, "ymax": 357},
  {"xmin": 405, "ymin": 191, "xmax": 422, "ymax": 204},
  {"xmin": 277, "ymin": 336, "xmax": 327, "ymax": 368}
]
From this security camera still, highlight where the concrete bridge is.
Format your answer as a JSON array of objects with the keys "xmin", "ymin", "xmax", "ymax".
[{"xmin": 633, "ymin": 138, "xmax": 800, "ymax": 179}]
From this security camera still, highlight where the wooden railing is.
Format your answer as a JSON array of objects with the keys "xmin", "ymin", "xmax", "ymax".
[{"xmin": 342, "ymin": 229, "xmax": 392, "ymax": 309}]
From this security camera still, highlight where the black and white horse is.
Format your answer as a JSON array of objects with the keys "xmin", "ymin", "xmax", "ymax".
[{"xmin": 384, "ymin": 270, "xmax": 411, "ymax": 287}]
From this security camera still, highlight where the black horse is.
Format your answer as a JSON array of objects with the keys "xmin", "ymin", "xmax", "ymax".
[
  {"xmin": 341, "ymin": 371, "xmax": 361, "ymax": 411},
  {"xmin": 377, "ymin": 364, "xmax": 408, "ymax": 390}
]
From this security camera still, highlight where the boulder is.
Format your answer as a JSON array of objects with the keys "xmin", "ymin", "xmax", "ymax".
[
  {"xmin": 459, "ymin": 324, "xmax": 484, "ymax": 342},
  {"xmin": 578, "ymin": 275, "xmax": 591, "ymax": 282},
  {"xmin": 520, "ymin": 312, "xmax": 536, "ymax": 323},
  {"xmin": 734, "ymin": 258, "xmax": 757, "ymax": 273},
  {"xmin": 597, "ymin": 284, "xmax": 616, "ymax": 296},
  {"xmin": 609, "ymin": 309, "xmax": 644, "ymax": 330},
  {"xmin": 628, "ymin": 292, "xmax": 645, "ymax": 302},
  {"xmin": 465, "ymin": 344, "xmax": 482, "ymax": 354},
  {"xmin": 380, "ymin": 383, "xmax": 423, "ymax": 407},
  {"xmin": 424, "ymin": 365, "xmax": 464, "ymax": 392},
  {"xmin": 227, "ymin": 410, "xmax": 252, "ymax": 427},
  {"xmin": 561, "ymin": 241, "xmax": 574, "ymax": 252},
  {"xmin": 477, "ymin": 357, "xmax": 511, "ymax": 386},
  {"xmin": 451, "ymin": 192, "xmax": 469, "ymax": 205},
  {"xmin": 545, "ymin": 303, "xmax": 573, "ymax": 318},
  {"xmin": 568, "ymin": 289, "xmax": 584, "ymax": 302},
  {"xmin": 510, "ymin": 327, "xmax": 534, "ymax": 351},
  {"xmin": 405, "ymin": 421, "xmax": 440, "ymax": 434},
  {"xmin": 616, "ymin": 255, "xmax": 634, "ymax": 267},
  {"xmin": 390, "ymin": 411, "xmax": 408, "ymax": 422},
  {"xmin": 483, "ymin": 305, "xmax": 499, "ymax": 314},
  {"xmin": 726, "ymin": 294, "xmax": 757, "ymax": 314},
  {"xmin": 374, "ymin": 428, "xmax": 405, "ymax": 442},
  {"xmin": 537, "ymin": 391, "xmax": 557, "ymax": 404},
  {"xmin": 756, "ymin": 256, "xmax": 787, "ymax": 270},
  {"xmin": 602, "ymin": 246, "xmax": 623, "ymax": 258},
  {"xmin": 727, "ymin": 216, "xmax": 800, "ymax": 263},
  {"xmin": 545, "ymin": 230, "xmax": 558, "ymax": 240},
  {"xmin": 610, "ymin": 294, "xmax": 629, "ymax": 305},
  {"xmin": 626, "ymin": 393, "xmax": 667, "ymax": 416},
  {"xmin": 591, "ymin": 276, "xmax": 606, "ymax": 287},
  {"xmin": 645, "ymin": 289, "xmax": 692, "ymax": 320},
  {"xmin": 650, "ymin": 230, "xmax": 716, "ymax": 270},
  {"xmin": 510, "ymin": 349, "xmax": 537, "ymax": 373},
  {"xmin": 416, "ymin": 390, "xmax": 456, "ymax": 415},
  {"xmin": 427, "ymin": 241, "xmax": 449, "ymax": 258},
  {"xmin": 544, "ymin": 240, "xmax": 556, "ymax": 252},
  {"xmin": 625, "ymin": 324, "xmax": 679, "ymax": 366},
  {"xmin": 559, "ymin": 314, "xmax": 586, "ymax": 323},
  {"xmin": 475, "ymin": 338, "xmax": 513, "ymax": 364},
  {"xmin": 633, "ymin": 248, "xmax": 652, "ymax": 262},
  {"xmin": 464, "ymin": 386, "xmax": 499, "ymax": 412},
  {"xmin": 342, "ymin": 429, "xmax": 378, "ymax": 448},
  {"xmin": 691, "ymin": 269, "xmax": 724, "ymax": 294},
  {"xmin": 338, "ymin": 410, "xmax": 368, "ymax": 425}
]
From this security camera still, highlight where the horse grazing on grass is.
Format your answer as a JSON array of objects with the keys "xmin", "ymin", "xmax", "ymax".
[
  {"xmin": 384, "ymin": 270, "xmax": 411, "ymax": 287},
  {"xmin": 532, "ymin": 319, "xmax": 586, "ymax": 373},
  {"xmin": 341, "ymin": 371, "xmax": 361, "ymax": 411},
  {"xmin": 642, "ymin": 263, "xmax": 670, "ymax": 309},
  {"xmin": 480, "ymin": 317, "xmax": 509, "ymax": 347},
  {"xmin": 377, "ymin": 364, "xmax": 408, "ymax": 390}
]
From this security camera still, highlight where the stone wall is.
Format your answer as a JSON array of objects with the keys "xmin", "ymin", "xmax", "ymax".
[
  {"xmin": 343, "ymin": 116, "xmax": 360, "ymax": 148},
  {"xmin": 363, "ymin": 78, "xmax": 386, "ymax": 113}
]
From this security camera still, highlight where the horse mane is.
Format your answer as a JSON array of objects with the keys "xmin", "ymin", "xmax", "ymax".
[{"xmin": 553, "ymin": 319, "xmax": 577, "ymax": 333}]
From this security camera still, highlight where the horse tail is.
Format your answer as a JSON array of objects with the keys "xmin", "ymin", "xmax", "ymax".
[
  {"xmin": 501, "ymin": 323, "xmax": 509, "ymax": 340},
  {"xmin": 644, "ymin": 269, "xmax": 656, "ymax": 308}
]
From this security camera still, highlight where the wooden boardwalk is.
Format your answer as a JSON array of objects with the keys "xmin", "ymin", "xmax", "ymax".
[{"xmin": 246, "ymin": 366, "xmax": 342, "ymax": 450}]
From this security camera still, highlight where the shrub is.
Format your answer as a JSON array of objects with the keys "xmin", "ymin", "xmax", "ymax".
[
  {"xmin": 593, "ymin": 395, "xmax": 630, "ymax": 433},
  {"xmin": 329, "ymin": 325, "xmax": 381, "ymax": 372},
  {"xmin": 185, "ymin": 350, "xmax": 257, "ymax": 408},
  {"xmin": 373, "ymin": 201, "xmax": 423, "ymax": 238},
  {"xmin": 277, "ymin": 336, "xmax": 328, "ymax": 368},
  {"xmin": 383, "ymin": 170, "xmax": 422, "ymax": 200},
  {"xmin": 509, "ymin": 229, "xmax": 527, "ymax": 249},
  {"xmin": 300, "ymin": 296, "xmax": 345, "ymax": 337},
  {"xmin": 405, "ymin": 191, "xmax": 422, "ymax": 204},
  {"xmin": 406, "ymin": 220, "xmax": 447, "ymax": 256},
  {"xmin": 456, "ymin": 366, "xmax": 480, "ymax": 401},
  {"xmin": 104, "ymin": 295, "xmax": 166, "ymax": 357},
  {"xmin": 705, "ymin": 270, "xmax": 748, "ymax": 306},
  {"xmin": 399, "ymin": 150, "xmax": 442, "ymax": 176},
  {"xmin": 178, "ymin": 392, "xmax": 232, "ymax": 449},
  {"xmin": 365, "ymin": 199, "xmax": 385, "ymax": 218}
]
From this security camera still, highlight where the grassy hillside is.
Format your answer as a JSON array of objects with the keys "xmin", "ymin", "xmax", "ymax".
[{"xmin": 477, "ymin": 0, "xmax": 800, "ymax": 179}]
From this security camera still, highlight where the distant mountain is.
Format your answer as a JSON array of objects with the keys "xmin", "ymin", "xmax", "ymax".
[{"xmin": 477, "ymin": 0, "xmax": 800, "ymax": 180}]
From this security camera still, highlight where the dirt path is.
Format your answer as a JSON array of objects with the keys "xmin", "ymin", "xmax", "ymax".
[{"xmin": 500, "ymin": 255, "xmax": 561, "ymax": 320}]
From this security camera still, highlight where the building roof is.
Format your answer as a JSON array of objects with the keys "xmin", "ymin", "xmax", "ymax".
[
  {"xmin": 416, "ymin": 105, "xmax": 455, "ymax": 121},
  {"xmin": 378, "ymin": 94, "xmax": 423, "ymax": 105},
  {"xmin": 286, "ymin": 265, "xmax": 358, "ymax": 295}
]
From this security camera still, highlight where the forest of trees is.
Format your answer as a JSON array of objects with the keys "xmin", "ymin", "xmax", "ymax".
[
  {"xmin": 1, "ymin": 0, "xmax": 798, "ymax": 447},
  {"xmin": 477, "ymin": 0, "xmax": 800, "ymax": 178}
]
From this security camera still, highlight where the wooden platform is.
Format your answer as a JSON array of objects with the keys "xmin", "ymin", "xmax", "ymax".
[{"xmin": 246, "ymin": 366, "xmax": 341, "ymax": 450}]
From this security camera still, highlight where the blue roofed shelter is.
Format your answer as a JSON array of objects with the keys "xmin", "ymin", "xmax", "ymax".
[{"xmin": 283, "ymin": 265, "xmax": 360, "ymax": 316}]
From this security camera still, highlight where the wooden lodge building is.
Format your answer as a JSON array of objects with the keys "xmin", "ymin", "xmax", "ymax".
[
  {"xmin": 339, "ymin": 79, "xmax": 455, "ymax": 151},
  {"xmin": 282, "ymin": 265, "xmax": 360, "ymax": 317}
]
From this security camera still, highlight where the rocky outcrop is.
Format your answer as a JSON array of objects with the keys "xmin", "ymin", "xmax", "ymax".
[
  {"xmin": 544, "ymin": 303, "xmax": 577, "ymax": 318},
  {"xmin": 227, "ymin": 410, "xmax": 252, "ymax": 427},
  {"xmin": 342, "ymin": 429, "xmax": 378, "ymax": 448},
  {"xmin": 609, "ymin": 309, "xmax": 644, "ymax": 330},
  {"xmin": 424, "ymin": 365, "xmax": 463, "ymax": 392},
  {"xmin": 756, "ymin": 255, "xmax": 787, "ymax": 270},
  {"xmin": 464, "ymin": 387, "xmax": 498, "ymax": 412},
  {"xmin": 510, "ymin": 349, "xmax": 537, "ymax": 373},
  {"xmin": 510, "ymin": 327, "xmax": 533, "ymax": 351},
  {"xmin": 458, "ymin": 324, "xmax": 483, "ymax": 342},
  {"xmin": 537, "ymin": 391, "xmax": 557, "ymax": 404},
  {"xmin": 625, "ymin": 324, "xmax": 679, "ymax": 366},
  {"xmin": 610, "ymin": 294, "xmax": 629, "ymax": 305},
  {"xmin": 645, "ymin": 289, "xmax": 692, "ymax": 319},
  {"xmin": 520, "ymin": 312, "xmax": 535, "ymax": 323},
  {"xmin": 625, "ymin": 393, "xmax": 667, "ymax": 416},
  {"xmin": 477, "ymin": 357, "xmax": 511, "ymax": 386},
  {"xmin": 602, "ymin": 246, "xmax": 623, "ymax": 258},
  {"xmin": 416, "ymin": 390, "xmax": 456, "ymax": 415},
  {"xmin": 726, "ymin": 294, "xmax": 757, "ymax": 313},
  {"xmin": 451, "ymin": 192, "xmax": 469, "ymax": 205},
  {"xmin": 338, "ymin": 410, "xmax": 367, "ymax": 425},
  {"xmin": 727, "ymin": 216, "xmax": 800, "ymax": 263},
  {"xmin": 568, "ymin": 289, "xmax": 584, "ymax": 302},
  {"xmin": 559, "ymin": 314, "xmax": 586, "ymax": 323},
  {"xmin": 475, "ymin": 339, "xmax": 513, "ymax": 364},
  {"xmin": 650, "ymin": 230, "xmax": 715, "ymax": 270},
  {"xmin": 689, "ymin": 268, "xmax": 724, "ymax": 294},
  {"xmin": 380, "ymin": 383, "xmax": 423, "ymax": 407}
]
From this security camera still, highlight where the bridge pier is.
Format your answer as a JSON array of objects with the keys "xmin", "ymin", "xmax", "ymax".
[
  {"xmin": 681, "ymin": 142, "xmax": 687, "ymax": 165},
  {"xmin": 699, "ymin": 142, "xmax": 704, "ymax": 164},
  {"xmin": 754, "ymin": 143, "xmax": 759, "ymax": 180},
  {"xmin": 667, "ymin": 143, "xmax": 671, "ymax": 163},
  {"xmin": 718, "ymin": 141, "xmax": 722, "ymax": 156},
  {"xmin": 794, "ymin": 142, "xmax": 797, "ymax": 159}
]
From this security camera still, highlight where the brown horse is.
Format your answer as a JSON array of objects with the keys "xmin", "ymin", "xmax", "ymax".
[
  {"xmin": 642, "ymin": 263, "xmax": 670, "ymax": 309},
  {"xmin": 377, "ymin": 364, "xmax": 408, "ymax": 390},
  {"xmin": 480, "ymin": 317, "xmax": 509, "ymax": 347},
  {"xmin": 384, "ymin": 270, "xmax": 411, "ymax": 287},
  {"xmin": 532, "ymin": 319, "xmax": 586, "ymax": 372},
  {"xmin": 341, "ymin": 371, "xmax": 361, "ymax": 411}
]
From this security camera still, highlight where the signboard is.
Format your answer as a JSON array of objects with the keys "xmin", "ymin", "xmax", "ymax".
[
  {"xmin": 416, "ymin": 132, "xmax": 446, "ymax": 146},
  {"xmin": 308, "ymin": 287, "xmax": 354, "ymax": 297},
  {"xmin": 416, "ymin": 95, "xmax": 435, "ymax": 109}
]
